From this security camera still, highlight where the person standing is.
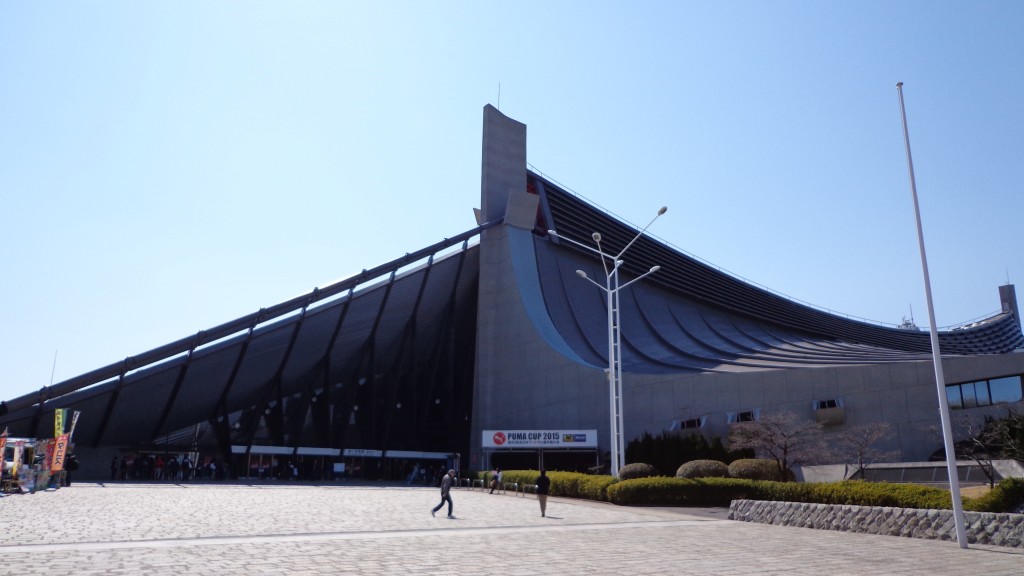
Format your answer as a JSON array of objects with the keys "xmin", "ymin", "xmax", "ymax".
[
  {"xmin": 536, "ymin": 469, "xmax": 551, "ymax": 517},
  {"xmin": 489, "ymin": 467, "xmax": 502, "ymax": 494},
  {"xmin": 431, "ymin": 469, "xmax": 457, "ymax": 518}
]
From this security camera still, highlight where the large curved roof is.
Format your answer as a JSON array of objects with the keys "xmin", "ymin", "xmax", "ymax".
[
  {"xmin": 1, "ymin": 167, "xmax": 1019, "ymax": 445},
  {"xmin": 0, "ymin": 226, "xmax": 488, "ymax": 447},
  {"xmin": 528, "ymin": 171, "xmax": 1023, "ymax": 374}
]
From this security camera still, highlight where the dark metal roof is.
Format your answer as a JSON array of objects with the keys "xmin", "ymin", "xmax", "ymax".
[
  {"xmin": 0, "ymin": 223, "xmax": 493, "ymax": 450},
  {"xmin": 531, "ymin": 171, "xmax": 1024, "ymax": 373}
]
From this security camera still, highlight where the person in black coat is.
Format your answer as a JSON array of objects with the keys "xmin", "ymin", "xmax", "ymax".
[
  {"xmin": 64, "ymin": 454, "xmax": 79, "ymax": 487},
  {"xmin": 536, "ymin": 469, "xmax": 551, "ymax": 517}
]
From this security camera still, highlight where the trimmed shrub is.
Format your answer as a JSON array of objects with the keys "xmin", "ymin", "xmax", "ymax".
[
  {"xmin": 491, "ymin": 471, "xmax": 1024, "ymax": 514},
  {"xmin": 607, "ymin": 477, "xmax": 757, "ymax": 507},
  {"xmin": 676, "ymin": 459, "xmax": 730, "ymax": 479},
  {"xmin": 618, "ymin": 462, "xmax": 659, "ymax": 480},
  {"xmin": 627, "ymin": 431, "xmax": 752, "ymax": 475},
  {"xmin": 497, "ymin": 470, "xmax": 616, "ymax": 501},
  {"xmin": 728, "ymin": 459, "xmax": 783, "ymax": 481},
  {"xmin": 964, "ymin": 477, "xmax": 1024, "ymax": 512}
]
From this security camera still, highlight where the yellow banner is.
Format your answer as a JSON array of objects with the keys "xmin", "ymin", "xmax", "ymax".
[
  {"xmin": 12, "ymin": 441, "xmax": 23, "ymax": 477},
  {"xmin": 54, "ymin": 408, "xmax": 66, "ymax": 438},
  {"xmin": 51, "ymin": 434, "xmax": 70, "ymax": 473}
]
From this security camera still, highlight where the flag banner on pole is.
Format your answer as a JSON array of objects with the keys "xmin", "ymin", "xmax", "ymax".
[
  {"xmin": 54, "ymin": 408, "xmax": 66, "ymax": 438},
  {"xmin": 12, "ymin": 440, "xmax": 24, "ymax": 477},
  {"xmin": 51, "ymin": 434, "xmax": 70, "ymax": 473},
  {"xmin": 69, "ymin": 411, "xmax": 81, "ymax": 439}
]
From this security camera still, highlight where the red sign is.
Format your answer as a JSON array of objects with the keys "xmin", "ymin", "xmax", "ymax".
[{"xmin": 492, "ymin": 431, "xmax": 506, "ymax": 446}]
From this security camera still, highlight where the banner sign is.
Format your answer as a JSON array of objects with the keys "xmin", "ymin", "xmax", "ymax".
[
  {"xmin": 69, "ymin": 410, "xmax": 81, "ymax": 439},
  {"xmin": 0, "ymin": 428, "xmax": 6, "ymax": 459},
  {"xmin": 482, "ymin": 429, "xmax": 598, "ymax": 449},
  {"xmin": 12, "ymin": 440, "xmax": 23, "ymax": 476},
  {"xmin": 342, "ymin": 448, "xmax": 383, "ymax": 458},
  {"xmin": 54, "ymin": 408, "xmax": 66, "ymax": 438},
  {"xmin": 51, "ymin": 434, "xmax": 70, "ymax": 472}
]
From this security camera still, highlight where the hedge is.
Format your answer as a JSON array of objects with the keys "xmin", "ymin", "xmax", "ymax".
[{"xmin": 484, "ymin": 471, "xmax": 1024, "ymax": 513}]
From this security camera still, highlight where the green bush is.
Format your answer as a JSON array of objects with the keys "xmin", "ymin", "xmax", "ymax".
[
  {"xmin": 676, "ymin": 459, "xmax": 729, "ymax": 479},
  {"xmin": 728, "ymin": 459, "xmax": 782, "ymax": 481},
  {"xmin": 607, "ymin": 477, "xmax": 756, "ymax": 506},
  {"xmin": 964, "ymin": 477, "xmax": 1024, "ymax": 512},
  {"xmin": 618, "ymin": 462, "xmax": 659, "ymax": 480},
  {"xmin": 626, "ymin": 431, "xmax": 752, "ymax": 475},
  {"xmin": 490, "ymin": 470, "xmax": 1024, "ymax": 513},
  {"xmin": 496, "ymin": 470, "xmax": 616, "ymax": 501}
]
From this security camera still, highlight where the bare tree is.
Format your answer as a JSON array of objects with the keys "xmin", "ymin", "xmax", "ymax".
[
  {"xmin": 925, "ymin": 409, "xmax": 1024, "ymax": 488},
  {"xmin": 955, "ymin": 414, "xmax": 1002, "ymax": 488},
  {"xmin": 835, "ymin": 422, "xmax": 899, "ymax": 479},
  {"xmin": 728, "ymin": 411, "xmax": 827, "ymax": 480}
]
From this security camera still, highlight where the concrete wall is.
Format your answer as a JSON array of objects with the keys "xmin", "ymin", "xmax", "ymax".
[{"xmin": 730, "ymin": 499, "xmax": 1024, "ymax": 548}]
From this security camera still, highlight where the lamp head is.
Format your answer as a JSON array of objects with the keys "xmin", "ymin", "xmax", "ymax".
[
  {"xmin": 658, "ymin": 206, "xmax": 668, "ymax": 216},
  {"xmin": 649, "ymin": 265, "xmax": 661, "ymax": 273},
  {"xmin": 547, "ymin": 230, "xmax": 558, "ymax": 237},
  {"xmin": 591, "ymin": 232, "xmax": 601, "ymax": 243},
  {"xmin": 575, "ymin": 270, "xmax": 588, "ymax": 279}
]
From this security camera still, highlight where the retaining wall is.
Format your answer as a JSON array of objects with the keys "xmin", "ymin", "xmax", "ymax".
[{"xmin": 729, "ymin": 499, "xmax": 1024, "ymax": 548}]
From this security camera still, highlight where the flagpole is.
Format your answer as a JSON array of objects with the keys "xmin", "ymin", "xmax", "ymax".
[{"xmin": 896, "ymin": 81, "xmax": 968, "ymax": 549}]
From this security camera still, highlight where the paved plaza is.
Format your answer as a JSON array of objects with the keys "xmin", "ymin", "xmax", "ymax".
[{"xmin": 1, "ymin": 481, "xmax": 1023, "ymax": 575}]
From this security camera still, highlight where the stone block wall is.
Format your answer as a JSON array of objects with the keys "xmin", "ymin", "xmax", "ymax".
[{"xmin": 729, "ymin": 499, "xmax": 1024, "ymax": 548}]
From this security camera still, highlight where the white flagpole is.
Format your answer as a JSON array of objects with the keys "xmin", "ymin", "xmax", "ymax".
[{"xmin": 896, "ymin": 81, "xmax": 968, "ymax": 549}]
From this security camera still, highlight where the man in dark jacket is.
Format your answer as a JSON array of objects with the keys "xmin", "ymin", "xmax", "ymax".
[
  {"xmin": 431, "ymin": 469, "xmax": 457, "ymax": 518},
  {"xmin": 536, "ymin": 469, "xmax": 551, "ymax": 517}
]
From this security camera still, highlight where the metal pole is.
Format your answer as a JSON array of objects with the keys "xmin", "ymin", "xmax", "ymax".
[
  {"xmin": 612, "ymin": 266, "xmax": 626, "ymax": 474},
  {"xmin": 606, "ymin": 270, "xmax": 619, "ymax": 478},
  {"xmin": 896, "ymin": 81, "xmax": 968, "ymax": 549}
]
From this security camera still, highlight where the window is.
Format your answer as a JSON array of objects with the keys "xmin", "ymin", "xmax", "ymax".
[
  {"xmin": 670, "ymin": 417, "xmax": 704, "ymax": 431},
  {"xmin": 947, "ymin": 374, "xmax": 1024, "ymax": 410},
  {"xmin": 962, "ymin": 382, "xmax": 979, "ymax": 409},
  {"xmin": 989, "ymin": 376, "xmax": 1023, "ymax": 404},
  {"xmin": 729, "ymin": 410, "xmax": 757, "ymax": 423},
  {"xmin": 680, "ymin": 417, "xmax": 703, "ymax": 429},
  {"xmin": 946, "ymin": 385, "xmax": 963, "ymax": 409},
  {"xmin": 815, "ymin": 399, "xmax": 840, "ymax": 410}
]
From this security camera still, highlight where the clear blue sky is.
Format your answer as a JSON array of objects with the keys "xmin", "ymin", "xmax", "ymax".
[{"xmin": 2, "ymin": 2, "xmax": 1022, "ymax": 401}]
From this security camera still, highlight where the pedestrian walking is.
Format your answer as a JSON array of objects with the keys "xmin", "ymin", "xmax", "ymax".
[
  {"xmin": 431, "ymin": 469, "xmax": 457, "ymax": 518},
  {"xmin": 536, "ymin": 469, "xmax": 551, "ymax": 517}
]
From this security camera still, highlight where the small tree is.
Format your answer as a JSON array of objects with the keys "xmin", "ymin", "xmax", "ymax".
[
  {"xmin": 727, "ymin": 411, "xmax": 827, "ymax": 481},
  {"xmin": 835, "ymin": 422, "xmax": 899, "ymax": 479}
]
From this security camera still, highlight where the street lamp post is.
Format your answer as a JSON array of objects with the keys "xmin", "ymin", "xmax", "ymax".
[{"xmin": 548, "ymin": 206, "xmax": 667, "ymax": 477}]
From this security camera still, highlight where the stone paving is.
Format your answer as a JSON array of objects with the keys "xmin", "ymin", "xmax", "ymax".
[{"xmin": 1, "ymin": 481, "xmax": 1023, "ymax": 575}]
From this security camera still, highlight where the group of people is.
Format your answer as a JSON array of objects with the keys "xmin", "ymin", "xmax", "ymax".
[
  {"xmin": 110, "ymin": 454, "xmax": 223, "ymax": 481},
  {"xmin": 430, "ymin": 468, "xmax": 551, "ymax": 518}
]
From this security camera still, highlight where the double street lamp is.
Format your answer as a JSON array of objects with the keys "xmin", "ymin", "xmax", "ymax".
[{"xmin": 548, "ymin": 206, "xmax": 667, "ymax": 477}]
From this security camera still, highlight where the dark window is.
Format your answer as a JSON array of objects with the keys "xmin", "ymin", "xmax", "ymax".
[
  {"xmin": 679, "ymin": 417, "xmax": 703, "ymax": 429},
  {"xmin": 735, "ymin": 411, "xmax": 756, "ymax": 422}
]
